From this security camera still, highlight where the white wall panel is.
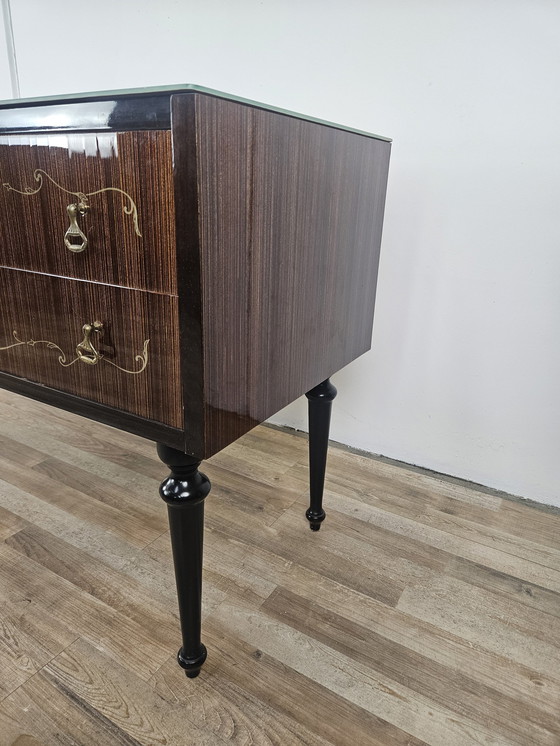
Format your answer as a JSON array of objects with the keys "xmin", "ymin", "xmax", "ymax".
[{"xmin": 0, "ymin": 1, "xmax": 15, "ymax": 100}]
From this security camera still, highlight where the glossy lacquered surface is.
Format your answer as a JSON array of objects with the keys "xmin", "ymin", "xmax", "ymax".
[
  {"xmin": 172, "ymin": 92, "xmax": 391, "ymax": 457},
  {"xmin": 305, "ymin": 379, "xmax": 338, "ymax": 531},
  {"xmin": 0, "ymin": 130, "xmax": 176, "ymax": 294},
  {"xmin": 157, "ymin": 444, "xmax": 210, "ymax": 678},
  {"xmin": 0, "ymin": 94, "xmax": 174, "ymax": 134},
  {"xmin": 0, "ymin": 267, "xmax": 182, "ymax": 428}
]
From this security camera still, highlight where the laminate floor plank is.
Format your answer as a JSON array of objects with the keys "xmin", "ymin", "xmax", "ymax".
[
  {"xmin": 0, "ymin": 455, "xmax": 160, "ymax": 548},
  {"xmin": 447, "ymin": 556, "xmax": 560, "ymax": 618},
  {"xmin": 151, "ymin": 651, "xmax": 335, "ymax": 746},
  {"xmin": 497, "ymin": 500, "xmax": 560, "ymax": 550},
  {"xmin": 206, "ymin": 501, "xmax": 405, "ymax": 607},
  {"xmin": 148, "ymin": 529, "xmax": 278, "ymax": 606},
  {"xmin": 300, "ymin": 446, "xmax": 504, "ymax": 511},
  {"xmin": 0, "ymin": 543, "xmax": 170, "ymax": 681},
  {"xmin": 0, "ymin": 471, "xmax": 156, "ymax": 574},
  {"xmin": 319, "ymin": 447, "xmax": 560, "ymax": 550},
  {"xmin": 208, "ymin": 598, "xmax": 514, "ymax": 746},
  {"xmin": 186, "ymin": 625, "xmax": 430, "ymax": 746},
  {"xmin": 0, "ymin": 432, "xmax": 47, "ymax": 469},
  {"xmin": 397, "ymin": 574, "xmax": 560, "ymax": 681},
  {"xmin": 0, "ymin": 397, "xmax": 164, "ymax": 480},
  {"xmin": 0, "ymin": 404, "xmax": 162, "ymax": 494},
  {"xmin": 0, "ymin": 588, "xmax": 79, "ymax": 656},
  {"xmin": 0, "ymin": 389, "xmax": 559, "ymax": 745},
  {"xmin": 221, "ymin": 532, "xmax": 560, "ymax": 719},
  {"xmin": 274, "ymin": 506, "xmax": 450, "ymax": 577},
  {"xmin": 202, "ymin": 461, "xmax": 305, "ymax": 526},
  {"xmin": 328, "ymin": 486, "xmax": 560, "ymax": 571},
  {"xmin": 262, "ymin": 586, "xmax": 560, "ymax": 745},
  {"xmin": 0, "ymin": 590, "xmax": 78, "ymax": 701},
  {"xmin": 1, "ymin": 392, "xmax": 161, "ymax": 460},
  {"xmin": 154, "ymin": 517, "xmax": 560, "ymax": 722},
  {"xmin": 209, "ymin": 441, "xmax": 302, "ymax": 487},
  {"xmin": 0, "ymin": 639, "xmax": 221, "ymax": 746},
  {"xmin": 4, "ymin": 525, "xmax": 182, "ymax": 647},
  {"xmin": 0, "ymin": 504, "xmax": 27, "ymax": 541},
  {"xmin": 326, "ymin": 494, "xmax": 560, "ymax": 592},
  {"xmin": 33, "ymin": 455, "xmax": 164, "ymax": 520}
]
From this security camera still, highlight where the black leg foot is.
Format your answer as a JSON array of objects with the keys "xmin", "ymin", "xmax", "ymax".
[
  {"xmin": 178, "ymin": 644, "xmax": 207, "ymax": 678},
  {"xmin": 305, "ymin": 378, "xmax": 337, "ymax": 530},
  {"xmin": 157, "ymin": 443, "xmax": 210, "ymax": 678}
]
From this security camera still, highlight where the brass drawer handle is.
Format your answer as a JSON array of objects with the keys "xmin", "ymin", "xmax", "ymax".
[
  {"xmin": 76, "ymin": 320, "xmax": 103, "ymax": 365},
  {"xmin": 1, "ymin": 324, "xmax": 150, "ymax": 374},
  {"xmin": 64, "ymin": 201, "xmax": 90, "ymax": 253}
]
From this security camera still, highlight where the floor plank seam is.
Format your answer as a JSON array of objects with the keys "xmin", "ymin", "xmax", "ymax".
[
  {"xmin": 139, "ymin": 528, "xmax": 170, "ymax": 552},
  {"xmin": 0, "ymin": 630, "xmax": 83, "ymax": 705}
]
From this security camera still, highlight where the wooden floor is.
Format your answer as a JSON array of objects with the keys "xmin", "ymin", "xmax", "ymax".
[{"xmin": 0, "ymin": 390, "xmax": 559, "ymax": 745}]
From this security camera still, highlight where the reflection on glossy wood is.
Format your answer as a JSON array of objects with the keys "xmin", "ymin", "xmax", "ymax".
[
  {"xmin": 0, "ymin": 93, "xmax": 175, "ymax": 134},
  {"xmin": 0, "ymin": 130, "xmax": 176, "ymax": 294}
]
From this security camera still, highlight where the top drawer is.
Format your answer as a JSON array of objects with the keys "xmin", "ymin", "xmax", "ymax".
[{"xmin": 0, "ymin": 130, "xmax": 176, "ymax": 294}]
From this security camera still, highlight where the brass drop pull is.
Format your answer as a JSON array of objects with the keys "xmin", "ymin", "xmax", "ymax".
[
  {"xmin": 64, "ymin": 201, "xmax": 90, "ymax": 253},
  {"xmin": 76, "ymin": 320, "xmax": 103, "ymax": 365}
]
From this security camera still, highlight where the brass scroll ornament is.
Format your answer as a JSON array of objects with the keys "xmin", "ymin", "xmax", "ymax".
[
  {"xmin": 0, "ymin": 324, "xmax": 150, "ymax": 375},
  {"xmin": 2, "ymin": 169, "xmax": 142, "ymax": 254}
]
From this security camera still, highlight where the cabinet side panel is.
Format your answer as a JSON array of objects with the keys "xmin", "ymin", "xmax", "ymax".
[{"xmin": 196, "ymin": 94, "xmax": 391, "ymax": 456}]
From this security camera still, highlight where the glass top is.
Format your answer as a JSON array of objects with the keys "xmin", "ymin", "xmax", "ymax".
[{"xmin": 0, "ymin": 84, "xmax": 390, "ymax": 142}]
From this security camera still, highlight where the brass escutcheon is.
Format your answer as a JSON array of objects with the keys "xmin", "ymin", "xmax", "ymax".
[
  {"xmin": 76, "ymin": 320, "xmax": 103, "ymax": 365},
  {"xmin": 64, "ymin": 200, "xmax": 90, "ymax": 253}
]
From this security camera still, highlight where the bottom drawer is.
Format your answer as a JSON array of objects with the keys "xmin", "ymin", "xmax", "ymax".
[{"xmin": 0, "ymin": 267, "xmax": 183, "ymax": 428}]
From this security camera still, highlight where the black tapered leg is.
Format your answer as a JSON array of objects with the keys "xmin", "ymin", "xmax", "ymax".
[
  {"xmin": 305, "ymin": 378, "xmax": 337, "ymax": 530},
  {"xmin": 157, "ymin": 443, "xmax": 210, "ymax": 678}
]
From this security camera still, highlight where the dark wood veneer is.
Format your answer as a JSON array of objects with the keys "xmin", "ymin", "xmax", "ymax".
[
  {"xmin": 173, "ymin": 92, "xmax": 391, "ymax": 457},
  {"xmin": 0, "ymin": 130, "xmax": 176, "ymax": 294},
  {"xmin": 0, "ymin": 267, "xmax": 182, "ymax": 428}
]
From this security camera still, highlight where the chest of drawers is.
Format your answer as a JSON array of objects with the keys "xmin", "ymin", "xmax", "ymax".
[{"xmin": 0, "ymin": 85, "xmax": 391, "ymax": 677}]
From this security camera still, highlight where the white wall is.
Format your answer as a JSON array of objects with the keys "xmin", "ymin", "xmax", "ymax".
[
  {"xmin": 3, "ymin": 1, "xmax": 559, "ymax": 506},
  {"xmin": 0, "ymin": 2, "xmax": 14, "ymax": 99}
]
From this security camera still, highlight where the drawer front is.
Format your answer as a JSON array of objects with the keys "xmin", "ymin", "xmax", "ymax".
[
  {"xmin": 0, "ymin": 268, "xmax": 182, "ymax": 428},
  {"xmin": 0, "ymin": 131, "xmax": 176, "ymax": 294}
]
